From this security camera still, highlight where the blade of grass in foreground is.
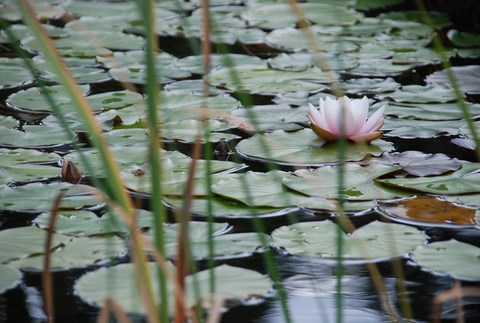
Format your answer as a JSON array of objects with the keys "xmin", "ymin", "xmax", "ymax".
[
  {"xmin": 135, "ymin": 0, "xmax": 169, "ymax": 321},
  {"xmin": 17, "ymin": 1, "xmax": 158, "ymax": 321}
]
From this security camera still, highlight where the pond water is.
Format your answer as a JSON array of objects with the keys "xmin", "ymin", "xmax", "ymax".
[{"xmin": 1, "ymin": 0, "xmax": 480, "ymax": 322}]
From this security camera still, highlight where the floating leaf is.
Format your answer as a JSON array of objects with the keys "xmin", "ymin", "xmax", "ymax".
[
  {"xmin": 211, "ymin": 170, "xmax": 308, "ymax": 208},
  {"xmin": 299, "ymin": 197, "xmax": 375, "ymax": 214},
  {"xmin": 372, "ymin": 151, "xmax": 462, "ymax": 177},
  {"xmin": 426, "ymin": 65, "xmax": 480, "ymax": 96},
  {"xmin": 161, "ymin": 119, "xmax": 239, "ymax": 143},
  {"xmin": 176, "ymin": 54, "xmax": 265, "ymax": 74},
  {"xmin": 0, "ymin": 148, "xmax": 60, "ymax": 166},
  {"xmin": 10, "ymin": 235, "xmax": 126, "ymax": 271},
  {"xmin": 163, "ymin": 196, "xmax": 291, "ymax": 219},
  {"xmin": 0, "ymin": 163, "xmax": 60, "ymax": 187},
  {"xmin": 34, "ymin": 209, "xmax": 154, "ymax": 237},
  {"xmin": 379, "ymin": 162, "xmax": 480, "ymax": 195},
  {"xmin": 265, "ymin": 27, "xmax": 359, "ymax": 53},
  {"xmin": 242, "ymin": 3, "xmax": 361, "ymax": 29},
  {"xmin": 0, "ymin": 182, "xmax": 104, "ymax": 213},
  {"xmin": 447, "ymin": 29, "xmax": 480, "ymax": 48},
  {"xmin": 0, "ymin": 58, "xmax": 33, "ymax": 90},
  {"xmin": 283, "ymin": 163, "xmax": 405, "ymax": 201},
  {"xmin": 0, "ymin": 226, "xmax": 71, "ymax": 264},
  {"xmin": 378, "ymin": 85, "xmax": 460, "ymax": 103},
  {"xmin": 377, "ymin": 195, "xmax": 479, "ymax": 227},
  {"xmin": 6, "ymin": 84, "xmax": 90, "ymax": 114},
  {"xmin": 109, "ymin": 63, "xmax": 191, "ymax": 85},
  {"xmin": 271, "ymin": 220, "xmax": 425, "ymax": 262},
  {"xmin": 356, "ymin": 0, "xmax": 405, "ymax": 10},
  {"xmin": 0, "ymin": 2, "xmax": 65, "ymax": 22},
  {"xmin": 236, "ymin": 129, "xmax": 393, "ymax": 166},
  {"xmin": 209, "ymin": 66, "xmax": 337, "ymax": 96},
  {"xmin": 0, "ymin": 265, "xmax": 21, "ymax": 294},
  {"xmin": 379, "ymin": 11, "xmax": 451, "ymax": 30},
  {"xmin": 0, "ymin": 116, "xmax": 77, "ymax": 149},
  {"xmin": 341, "ymin": 77, "xmax": 400, "ymax": 96},
  {"xmin": 383, "ymin": 118, "xmax": 464, "ymax": 138},
  {"xmin": 412, "ymin": 240, "xmax": 480, "ymax": 281},
  {"xmin": 383, "ymin": 101, "xmax": 480, "ymax": 121},
  {"xmin": 227, "ymin": 104, "xmax": 308, "ymax": 132},
  {"xmin": 75, "ymin": 263, "xmax": 271, "ymax": 314}
]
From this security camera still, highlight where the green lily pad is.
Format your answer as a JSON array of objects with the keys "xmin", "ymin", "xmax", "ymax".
[
  {"xmin": 163, "ymin": 196, "xmax": 290, "ymax": 219},
  {"xmin": 161, "ymin": 119, "xmax": 239, "ymax": 143},
  {"xmin": 412, "ymin": 240, "xmax": 480, "ymax": 281},
  {"xmin": 122, "ymin": 161, "xmax": 244, "ymax": 196},
  {"xmin": 211, "ymin": 170, "xmax": 308, "ymax": 208},
  {"xmin": 392, "ymin": 47, "xmax": 456, "ymax": 65},
  {"xmin": 34, "ymin": 209, "xmax": 154, "ymax": 237},
  {"xmin": 378, "ymin": 11, "xmax": 451, "ymax": 30},
  {"xmin": 372, "ymin": 151, "xmax": 462, "ymax": 177},
  {"xmin": 383, "ymin": 118, "xmax": 465, "ymax": 138},
  {"xmin": 267, "ymin": 52, "xmax": 358, "ymax": 72},
  {"xmin": 236, "ymin": 129, "xmax": 393, "ymax": 166},
  {"xmin": 446, "ymin": 193, "xmax": 480, "ymax": 209},
  {"xmin": 0, "ymin": 226, "xmax": 71, "ymax": 264},
  {"xmin": 378, "ymin": 84, "xmax": 460, "ymax": 103},
  {"xmin": 6, "ymin": 84, "xmax": 90, "ymax": 114},
  {"xmin": 10, "ymin": 235, "xmax": 126, "ymax": 271},
  {"xmin": 458, "ymin": 47, "xmax": 480, "ymax": 59},
  {"xmin": 0, "ymin": 148, "xmax": 60, "ymax": 166},
  {"xmin": 0, "ymin": 116, "xmax": 77, "ymax": 149},
  {"xmin": 379, "ymin": 162, "xmax": 480, "ymax": 195},
  {"xmin": 242, "ymin": 3, "xmax": 361, "ymax": 29},
  {"xmin": 447, "ymin": 29, "xmax": 480, "ymax": 48},
  {"xmin": 0, "ymin": 163, "xmax": 60, "ymax": 187},
  {"xmin": 265, "ymin": 26, "xmax": 359, "ymax": 53},
  {"xmin": 39, "ymin": 66, "xmax": 111, "ymax": 84},
  {"xmin": 0, "ymin": 58, "xmax": 34, "ymax": 90},
  {"xmin": 299, "ymin": 197, "xmax": 375, "ymax": 214},
  {"xmin": 341, "ymin": 77, "xmax": 401, "ymax": 96},
  {"xmin": 283, "ymin": 163, "xmax": 404, "ymax": 201},
  {"xmin": 347, "ymin": 58, "xmax": 415, "ymax": 77},
  {"xmin": 0, "ymin": 182, "xmax": 104, "ymax": 213},
  {"xmin": 0, "ymin": 2, "xmax": 65, "ymax": 22},
  {"xmin": 176, "ymin": 54, "xmax": 266, "ymax": 75},
  {"xmin": 75, "ymin": 263, "xmax": 271, "ymax": 315},
  {"xmin": 109, "ymin": 63, "xmax": 191, "ymax": 85},
  {"xmin": 228, "ymin": 104, "xmax": 308, "ymax": 132},
  {"xmin": 145, "ymin": 221, "xmax": 268, "ymax": 259},
  {"xmin": 383, "ymin": 101, "xmax": 480, "ymax": 121},
  {"xmin": 163, "ymin": 80, "xmax": 226, "ymax": 95},
  {"xmin": 0, "ymin": 265, "xmax": 21, "ymax": 294},
  {"xmin": 426, "ymin": 65, "xmax": 480, "ymax": 95},
  {"xmin": 271, "ymin": 220, "xmax": 425, "ymax": 262},
  {"xmin": 209, "ymin": 65, "xmax": 336, "ymax": 96},
  {"xmin": 97, "ymin": 50, "xmax": 177, "ymax": 69},
  {"xmin": 159, "ymin": 92, "xmax": 241, "ymax": 122}
]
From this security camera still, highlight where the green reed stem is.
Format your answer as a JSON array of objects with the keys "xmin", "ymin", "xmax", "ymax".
[
  {"xmin": 18, "ymin": 1, "xmax": 158, "ymax": 321},
  {"xmin": 136, "ymin": 0, "xmax": 168, "ymax": 321}
]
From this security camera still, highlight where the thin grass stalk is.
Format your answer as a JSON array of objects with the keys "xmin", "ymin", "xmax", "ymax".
[
  {"xmin": 16, "ymin": 0, "xmax": 133, "ymax": 212},
  {"xmin": 42, "ymin": 192, "xmax": 63, "ymax": 323},
  {"xmin": 97, "ymin": 298, "xmax": 132, "ymax": 323},
  {"xmin": 200, "ymin": 0, "xmax": 217, "ymax": 298},
  {"xmin": 135, "ymin": 0, "xmax": 169, "ymax": 321},
  {"xmin": 414, "ymin": 0, "xmax": 480, "ymax": 159}
]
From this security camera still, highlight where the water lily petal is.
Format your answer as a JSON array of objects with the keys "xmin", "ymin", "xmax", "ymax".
[
  {"xmin": 308, "ymin": 104, "xmax": 329, "ymax": 130},
  {"xmin": 350, "ymin": 130, "xmax": 383, "ymax": 143},
  {"xmin": 357, "ymin": 105, "xmax": 385, "ymax": 136},
  {"xmin": 310, "ymin": 123, "xmax": 338, "ymax": 143},
  {"xmin": 323, "ymin": 96, "xmax": 340, "ymax": 135},
  {"xmin": 349, "ymin": 96, "xmax": 370, "ymax": 135}
]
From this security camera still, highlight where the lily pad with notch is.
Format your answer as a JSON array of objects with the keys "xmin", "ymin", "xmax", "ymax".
[
  {"xmin": 378, "ymin": 161, "xmax": 480, "ymax": 195},
  {"xmin": 75, "ymin": 262, "xmax": 272, "ymax": 315},
  {"xmin": 0, "ymin": 182, "xmax": 104, "ymax": 214},
  {"xmin": 271, "ymin": 220, "xmax": 426, "ymax": 263},
  {"xmin": 282, "ymin": 163, "xmax": 407, "ymax": 201},
  {"xmin": 412, "ymin": 240, "xmax": 480, "ymax": 281},
  {"xmin": 211, "ymin": 170, "xmax": 309, "ymax": 208},
  {"xmin": 236, "ymin": 129, "xmax": 394, "ymax": 166}
]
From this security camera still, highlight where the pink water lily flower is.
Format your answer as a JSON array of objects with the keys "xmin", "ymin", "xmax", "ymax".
[{"xmin": 308, "ymin": 96, "xmax": 385, "ymax": 144}]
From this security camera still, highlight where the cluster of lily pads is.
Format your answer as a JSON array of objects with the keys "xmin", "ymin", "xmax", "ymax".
[{"xmin": 1, "ymin": 0, "xmax": 480, "ymax": 320}]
